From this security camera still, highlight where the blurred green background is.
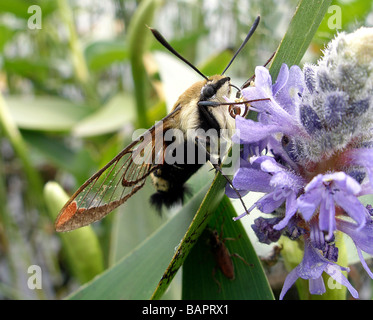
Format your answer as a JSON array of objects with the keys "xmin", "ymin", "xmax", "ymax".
[{"xmin": 0, "ymin": 0, "xmax": 372, "ymax": 300}]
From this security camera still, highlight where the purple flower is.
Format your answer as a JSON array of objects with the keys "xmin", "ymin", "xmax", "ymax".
[
  {"xmin": 297, "ymin": 172, "xmax": 366, "ymax": 240},
  {"xmin": 336, "ymin": 217, "xmax": 373, "ymax": 278},
  {"xmin": 232, "ymin": 65, "xmax": 306, "ymax": 146},
  {"xmin": 279, "ymin": 237, "xmax": 358, "ymax": 300},
  {"xmin": 230, "ymin": 156, "xmax": 304, "ymax": 229},
  {"xmin": 227, "ymin": 29, "xmax": 373, "ymax": 299}
]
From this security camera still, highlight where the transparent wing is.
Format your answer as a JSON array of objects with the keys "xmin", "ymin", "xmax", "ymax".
[{"xmin": 55, "ymin": 113, "xmax": 175, "ymax": 232}]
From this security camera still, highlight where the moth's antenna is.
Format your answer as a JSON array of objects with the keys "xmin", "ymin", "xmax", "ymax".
[
  {"xmin": 148, "ymin": 26, "xmax": 209, "ymax": 81},
  {"xmin": 240, "ymin": 50, "xmax": 276, "ymax": 90},
  {"xmin": 221, "ymin": 15, "xmax": 260, "ymax": 75}
]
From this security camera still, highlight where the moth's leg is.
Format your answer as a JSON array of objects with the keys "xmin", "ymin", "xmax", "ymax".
[{"xmin": 194, "ymin": 135, "xmax": 250, "ymax": 216}]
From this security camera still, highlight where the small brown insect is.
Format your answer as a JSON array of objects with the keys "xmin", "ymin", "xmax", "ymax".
[{"xmin": 208, "ymin": 223, "xmax": 253, "ymax": 291}]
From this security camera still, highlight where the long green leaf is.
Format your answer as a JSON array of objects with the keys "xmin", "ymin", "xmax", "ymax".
[
  {"xmin": 7, "ymin": 96, "xmax": 91, "ymax": 132},
  {"xmin": 182, "ymin": 196, "xmax": 274, "ymax": 300},
  {"xmin": 150, "ymin": 173, "xmax": 227, "ymax": 299},
  {"xmin": 269, "ymin": 0, "xmax": 332, "ymax": 79}
]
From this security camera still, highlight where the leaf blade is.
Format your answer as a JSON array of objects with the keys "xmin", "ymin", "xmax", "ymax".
[
  {"xmin": 269, "ymin": 0, "xmax": 332, "ymax": 79},
  {"xmin": 182, "ymin": 196, "xmax": 274, "ymax": 300}
]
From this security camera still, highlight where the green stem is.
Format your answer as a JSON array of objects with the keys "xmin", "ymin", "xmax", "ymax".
[
  {"xmin": 127, "ymin": 0, "xmax": 161, "ymax": 128},
  {"xmin": 0, "ymin": 93, "xmax": 43, "ymax": 202},
  {"xmin": 57, "ymin": 0, "xmax": 98, "ymax": 108}
]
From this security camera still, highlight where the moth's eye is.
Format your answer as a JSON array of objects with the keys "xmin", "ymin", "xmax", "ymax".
[
  {"xmin": 229, "ymin": 104, "xmax": 248, "ymax": 119},
  {"xmin": 202, "ymin": 85, "xmax": 215, "ymax": 99}
]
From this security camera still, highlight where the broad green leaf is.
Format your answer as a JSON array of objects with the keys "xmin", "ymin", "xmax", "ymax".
[
  {"xmin": 7, "ymin": 96, "xmax": 91, "ymax": 132},
  {"xmin": 3, "ymin": 58, "xmax": 58, "ymax": 85},
  {"xmin": 108, "ymin": 182, "xmax": 165, "ymax": 266},
  {"xmin": 23, "ymin": 131, "xmax": 96, "ymax": 183},
  {"xmin": 73, "ymin": 93, "xmax": 136, "ymax": 137},
  {"xmin": 0, "ymin": 24, "xmax": 16, "ymax": 52},
  {"xmin": 84, "ymin": 40, "xmax": 129, "ymax": 71},
  {"xmin": 182, "ymin": 196, "xmax": 274, "ymax": 300},
  {"xmin": 44, "ymin": 182, "xmax": 104, "ymax": 284}
]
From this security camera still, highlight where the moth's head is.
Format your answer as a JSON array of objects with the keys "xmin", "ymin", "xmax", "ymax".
[{"xmin": 200, "ymin": 75, "xmax": 231, "ymax": 102}]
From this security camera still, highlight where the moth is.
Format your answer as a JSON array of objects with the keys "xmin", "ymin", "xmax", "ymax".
[{"xmin": 55, "ymin": 16, "xmax": 263, "ymax": 232}]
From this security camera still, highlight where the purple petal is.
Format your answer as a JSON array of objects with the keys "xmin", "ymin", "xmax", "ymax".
[
  {"xmin": 225, "ymin": 183, "xmax": 249, "ymax": 198},
  {"xmin": 274, "ymin": 191, "xmax": 298, "ymax": 230},
  {"xmin": 333, "ymin": 191, "xmax": 366, "ymax": 228},
  {"xmin": 297, "ymin": 188, "xmax": 323, "ymax": 221},
  {"xmin": 279, "ymin": 267, "xmax": 299, "ymax": 300},
  {"xmin": 255, "ymin": 192, "xmax": 285, "ymax": 213},
  {"xmin": 304, "ymin": 174, "xmax": 324, "ymax": 192},
  {"xmin": 272, "ymin": 64, "xmax": 289, "ymax": 95},
  {"xmin": 275, "ymin": 65, "xmax": 305, "ymax": 116},
  {"xmin": 232, "ymin": 167, "xmax": 272, "ymax": 193},
  {"xmin": 260, "ymin": 157, "xmax": 282, "ymax": 173},
  {"xmin": 297, "ymin": 241, "xmax": 327, "ymax": 279},
  {"xmin": 253, "ymin": 66, "xmax": 273, "ymax": 95},
  {"xmin": 325, "ymin": 264, "xmax": 359, "ymax": 299},
  {"xmin": 336, "ymin": 218, "xmax": 373, "ymax": 255},
  {"xmin": 332, "ymin": 172, "xmax": 361, "ymax": 195},
  {"xmin": 355, "ymin": 245, "xmax": 373, "ymax": 279},
  {"xmin": 318, "ymin": 192, "xmax": 336, "ymax": 240},
  {"xmin": 233, "ymin": 117, "xmax": 285, "ymax": 144},
  {"xmin": 270, "ymin": 170, "xmax": 304, "ymax": 192},
  {"xmin": 309, "ymin": 277, "xmax": 326, "ymax": 295}
]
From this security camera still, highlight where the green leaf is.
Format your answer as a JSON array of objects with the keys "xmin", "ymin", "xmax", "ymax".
[
  {"xmin": 316, "ymin": 0, "xmax": 371, "ymax": 43},
  {"xmin": 7, "ymin": 96, "xmax": 91, "ymax": 132},
  {"xmin": 150, "ymin": 173, "xmax": 228, "ymax": 299},
  {"xmin": 23, "ymin": 131, "xmax": 96, "ymax": 183},
  {"xmin": 108, "ymin": 182, "xmax": 165, "ymax": 266},
  {"xmin": 0, "ymin": 0, "xmax": 56, "ymax": 19},
  {"xmin": 108, "ymin": 166, "xmax": 214, "ymax": 266},
  {"xmin": 73, "ymin": 93, "xmax": 136, "ymax": 137},
  {"xmin": 269, "ymin": 0, "xmax": 332, "ymax": 80},
  {"xmin": 43, "ymin": 182, "xmax": 104, "ymax": 284},
  {"xmin": 84, "ymin": 40, "xmax": 129, "ymax": 71},
  {"xmin": 182, "ymin": 196, "xmax": 274, "ymax": 300}
]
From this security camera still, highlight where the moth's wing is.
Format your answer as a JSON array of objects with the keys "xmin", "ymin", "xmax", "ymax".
[{"xmin": 54, "ymin": 109, "xmax": 179, "ymax": 232}]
